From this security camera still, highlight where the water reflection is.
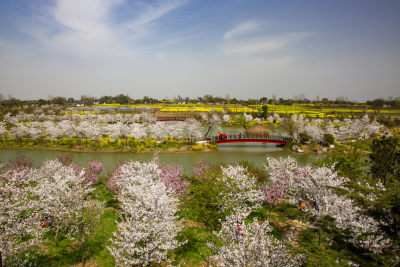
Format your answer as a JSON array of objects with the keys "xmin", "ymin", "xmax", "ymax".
[
  {"xmin": 0, "ymin": 124, "xmax": 325, "ymax": 175},
  {"xmin": 0, "ymin": 147, "xmax": 326, "ymax": 176}
]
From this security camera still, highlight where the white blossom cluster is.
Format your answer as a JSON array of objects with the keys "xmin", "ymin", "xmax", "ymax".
[
  {"xmin": 1, "ymin": 118, "xmax": 206, "ymax": 141},
  {"xmin": 265, "ymin": 156, "xmax": 390, "ymax": 254},
  {"xmin": 207, "ymin": 213, "xmax": 306, "ymax": 267},
  {"xmin": 107, "ymin": 158, "xmax": 186, "ymax": 266},
  {"xmin": 219, "ymin": 165, "xmax": 261, "ymax": 213},
  {"xmin": 302, "ymin": 114, "xmax": 381, "ymax": 141},
  {"xmin": 0, "ymin": 159, "xmax": 104, "ymax": 266},
  {"xmin": 273, "ymin": 114, "xmax": 383, "ymax": 141},
  {"xmin": 0, "ymin": 166, "xmax": 44, "ymax": 266}
]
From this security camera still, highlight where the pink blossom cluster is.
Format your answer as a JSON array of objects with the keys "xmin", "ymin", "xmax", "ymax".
[
  {"xmin": 160, "ymin": 164, "xmax": 190, "ymax": 198},
  {"xmin": 192, "ymin": 160, "xmax": 213, "ymax": 181},
  {"xmin": 6, "ymin": 155, "xmax": 34, "ymax": 179},
  {"xmin": 259, "ymin": 184, "xmax": 286, "ymax": 207},
  {"xmin": 106, "ymin": 165, "xmax": 125, "ymax": 193},
  {"xmin": 56, "ymin": 154, "xmax": 74, "ymax": 166},
  {"xmin": 88, "ymin": 160, "xmax": 104, "ymax": 175}
]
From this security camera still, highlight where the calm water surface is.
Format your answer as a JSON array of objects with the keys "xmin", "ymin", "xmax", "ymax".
[{"xmin": 0, "ymin": 126, "xmax": 327, "ymax": 175}]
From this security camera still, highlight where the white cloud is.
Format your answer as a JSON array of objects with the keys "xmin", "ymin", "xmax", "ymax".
[
  {"xmin": 17, "ymin": 0, "xmax": 189, "ymax": 58},
  {"xmin": 222, "ymin": 32, "xmax": 312, "ymax": 55},
  {"xmin": 125, "ymin": 0, "xmax": 189, "ymax": 33},
  {"xmin": 223, "ymin": 19, "xmax": 262, "ymax": 40}
]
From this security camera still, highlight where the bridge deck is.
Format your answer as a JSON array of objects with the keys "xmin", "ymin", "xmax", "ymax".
[
  {"xmin": 213, "ymin": 134, "xmax": 291, "ymax": 145},
  {"xmin": 157, "ymin": 119, "xmax": 186, "ymax": 121}
]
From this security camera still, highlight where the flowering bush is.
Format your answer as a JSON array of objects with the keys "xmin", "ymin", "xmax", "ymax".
[
  {"xmin": 88, "ymin": 160, "xmax": 104, "ymax": 175},
  {"xmin": 206, "ymin": 142, "xmax": 218, "ymax": 150},
  {"xmin": 259, "ymin": 184, "xmax": 286, "ymax": 218},
  {"xmin": 193, "ymin": 160, "xmax": 213, "ymax": 181},
  {"xmin": 191, "ymin": 144, "xmax": 204, "ymax": 151},
  {"xmin": 160, "ymin": 164, "xmax": 189, "ymax": 198}
]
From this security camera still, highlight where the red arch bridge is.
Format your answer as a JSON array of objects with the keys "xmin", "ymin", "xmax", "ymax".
[{"xmin": 213, "ymin": 134, "xmax": 291, "ymax": 145}]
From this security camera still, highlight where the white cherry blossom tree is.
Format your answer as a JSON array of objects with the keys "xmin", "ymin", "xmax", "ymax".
[
  {"xmin": 108, "ymin": 159, "xmax": 186, "ymax": 266},
  {"xmin": 207, "ymin": 213, "xmax": 306, "ymax": 267},
  {"xmin": 0, "ymin": 165, "xmax": 45, "ymax": 266}
]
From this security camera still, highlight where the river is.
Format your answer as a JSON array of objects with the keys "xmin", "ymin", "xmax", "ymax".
[{"xmin": 0, "ymin": 125, "xmax": 327, "ymax": 175}]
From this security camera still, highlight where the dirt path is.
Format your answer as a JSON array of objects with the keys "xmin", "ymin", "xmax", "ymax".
[{"xmin": 268, "ymin": 212, "xmax": 308, "ymax": 247}]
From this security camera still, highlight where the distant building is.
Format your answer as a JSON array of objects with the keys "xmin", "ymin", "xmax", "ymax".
[{"xmin": 75, "ymin": 102, "xmax": 85, "ymax": 107}]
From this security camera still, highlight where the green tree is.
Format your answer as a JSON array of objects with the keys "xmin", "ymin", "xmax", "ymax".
[
  {"xmin": 278, "ymin": 117, "xmax": 299, "ymax": 141},
  {"xmin": 314, "ymin": 142, "xmax": 368, "ymax": 180},
  {"xmin": 299, "ymin": 132, "xmax": 310, "ymax": 143},
  {"xmin": 235, "ymin": 114, "xmax": 248, "ymax": 128},
  {"xmin": 369, "ymin": 136, "xmax": 400, "ymax": 185},
  {"xmin": 323, "ymin": 133, "xmax": 335, "ymax": 146},
  {"xmin": 348, "ymin": 179, "xmax": 400, "ymax": 253},
  {"xmin": 38, "ymin": 99, "xmax": 47, "ymax": 106},
  {"xmin": 189, "ymin": 170, "xmax": 231, "ymax": 246},
  {"xmin": 261, "ymin": 105, "xmax": 268, "ymax": 119}
]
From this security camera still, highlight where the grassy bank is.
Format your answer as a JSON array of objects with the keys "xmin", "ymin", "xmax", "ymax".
[
  {"xmin": 0, "ymin": 138, "xmax": 218, "ymax": 154},
  {"xmin": 30, "ymin": 182, "xmax": 356, "ymax": 267}
]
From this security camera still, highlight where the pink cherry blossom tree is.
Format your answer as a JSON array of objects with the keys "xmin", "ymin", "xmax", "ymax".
[
  {"xmin": 160, "ymin": 163, "xmax": 191, "ymax": 223},
  {"xmin": 259, "ymin": 184, "xmax": 286, "ymax": 218}
]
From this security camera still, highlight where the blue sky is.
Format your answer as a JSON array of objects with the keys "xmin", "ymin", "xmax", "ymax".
[{"xmin": 0, "ymin": 0, "xmax": 399, "ymax": 101}]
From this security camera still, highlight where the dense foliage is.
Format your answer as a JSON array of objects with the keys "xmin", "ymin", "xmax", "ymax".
[{"xmin": 0, "ymin": 132, "xmax": 399, "ymax": 266}]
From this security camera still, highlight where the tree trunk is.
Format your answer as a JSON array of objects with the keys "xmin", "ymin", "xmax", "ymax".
[
  {"xmin": 54, "ymin": 232, "xmax": 58, "ymax": 246},
  {"xmin": 82, "ymin": 242, "xmax": 85, "ymax": 267},
  {"xmin": 0, "ymin": 251, "xmax": 2, "ymax": 267},
  {"xmin": 211, "ymin": 212, "xmax": 214, "ymax": 257},
  {"xmin": 318, "ymin": 230, "xmax": 321, "ymax": 246},
  {"xmin": 184, "ymin": 207, "xmax": 187, "ymax": 225}
]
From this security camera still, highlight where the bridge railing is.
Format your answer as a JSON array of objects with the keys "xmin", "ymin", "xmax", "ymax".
[{"xmin": 213, "ymin": 133, "xmax": 291, "ymax": 142}]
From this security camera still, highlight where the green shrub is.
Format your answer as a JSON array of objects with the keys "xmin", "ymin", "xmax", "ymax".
[
  {"xmin": 299, "ymin": 132, "xmax": 310, "ymax": 142},
  {"xmin": 284, "ymin": 141, "xmax": 302, "ymax": 149},
  {"xmin": 324, "ymin": 133, "xmax": 335, "ymax": 145}
]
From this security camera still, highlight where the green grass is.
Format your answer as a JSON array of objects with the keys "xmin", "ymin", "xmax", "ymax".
[
  {"xmin": 34, "ymin": 209, "xmax": 119, "ymax": 267},
  {"xmin": 23, "ymin": 185, "xmax": 389, "ymax": 267},
  {"xmin": 171, "ymin": 227, "xmax": 213, "ymax": 267}
]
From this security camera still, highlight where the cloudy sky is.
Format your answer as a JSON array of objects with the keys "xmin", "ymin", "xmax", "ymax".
[{"xmin": 0, "ymin": 0, "xmax": 399, "ymax": 101}]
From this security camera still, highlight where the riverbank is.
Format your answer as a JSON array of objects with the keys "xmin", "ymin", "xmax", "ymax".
[
  {"xmin": 0, "ymin": 139, "xmax": 218, "ymax": 154},
  {"xmin": 281, "ymin": 144, "xmax": 330, "ymax": 154},
  {"xmin": 0, "ymin": 145, "xmax": 217, "ymax": 154},
  {"xmin": 282, "ymin": 142, "xmax": 372, "ymax": 155}
]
